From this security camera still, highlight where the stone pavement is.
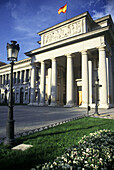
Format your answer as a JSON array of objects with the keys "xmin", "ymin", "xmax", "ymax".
[
  {"xmin": 90, "ymin": 108, "xmax": 114, "ymax": 119},
  {"xmin": 0, "ymin": 105, "xmax": 114, "ymax": 143}
]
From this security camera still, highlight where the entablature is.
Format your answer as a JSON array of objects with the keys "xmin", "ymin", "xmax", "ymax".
[{"xmin": 38, "ymin": 12, "xmax": 93, "ymax": 47}]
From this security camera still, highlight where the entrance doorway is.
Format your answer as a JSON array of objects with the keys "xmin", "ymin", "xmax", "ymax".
[
  {"xmin": 76, "ymin": 79, "xmax": 82, "ymax": 106},
  {"xmin": 78, "ymin": 90, "xmax": 82, "ymax": 106}
]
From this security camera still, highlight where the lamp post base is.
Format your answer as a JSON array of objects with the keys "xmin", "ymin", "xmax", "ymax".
[{"xmin": 4, "ymin": 120, "xmax": 15, "ymax": 146}]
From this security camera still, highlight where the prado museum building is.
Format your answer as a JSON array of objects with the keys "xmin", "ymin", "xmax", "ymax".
[{"xmin": 0, "ymin": 12, "xmax": 114, "ymax": 109}]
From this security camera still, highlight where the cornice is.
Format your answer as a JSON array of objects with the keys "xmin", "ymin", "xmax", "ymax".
[
  {"xmin": 25, "ymin": 26, "xmax": 110, "ymax": 57},
  {"xmin": 0, "ymin": 58, "xmax": 31, "ymax": 70},
  {"xmin": 38, "ymin": 11, "xmax": 92, "ymax": 35},
  {"xmin": 94, "ymin": 15, "xmax": 112, "ymax": 23}
]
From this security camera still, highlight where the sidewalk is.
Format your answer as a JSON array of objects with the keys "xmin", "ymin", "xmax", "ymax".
[{"xmin": 89, "ymin": 108, "xmax": 114, "ymax": 119}]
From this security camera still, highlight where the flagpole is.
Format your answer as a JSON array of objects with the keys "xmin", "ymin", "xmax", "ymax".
[{"xmin": 66, "ymin": 0, "xmax": 67, "ymax": 20}]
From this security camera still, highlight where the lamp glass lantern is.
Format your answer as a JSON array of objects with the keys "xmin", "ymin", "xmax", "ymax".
[{"xmin": 7, "ymin": 41, "xmax": 20, "ymax": 61}]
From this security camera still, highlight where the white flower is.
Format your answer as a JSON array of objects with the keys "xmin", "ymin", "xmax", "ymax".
[
  {"xmin": 73, "ymin": 148, "xmax": 77, "ymax": 151},
  {"xmin": 67, "ymin": 153, "xmax": 69, "ymax": 156},
  {"xmin": 50, "ymin": 164, "xmax": 53, "ymax": 168},
  {"xmin": 53, "ymin": 161, "xmax": 57, "ymax": 166},
  {"xmin": 74, "ymin": 151, "xmax": 77, "ymax": 155},
  {"xmin": 99, "ymin": 158, "xmax": 103, "ymax": 161},
  {"xmin": 85, "ymin": 160, "xmax": 88, "ymax": 163},
  {"xmin": 86, "ymin": 148, "xmax": 89, "ymax": 152},
  {"xmin": 68, "ymin": 160, "xmax": 71, "ymax": 164},
  {"xmin": 64, "ymin": 158, "xmax": 67, "ymax": 162},
  {"xmin": 90, "ymin": 164, "xmax": 94, "ymax": 168}
]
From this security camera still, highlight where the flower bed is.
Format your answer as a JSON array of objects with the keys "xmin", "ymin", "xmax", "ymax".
[{"xmin": 34, "ymin": 130, "xmax": 114, "ymax": 169}]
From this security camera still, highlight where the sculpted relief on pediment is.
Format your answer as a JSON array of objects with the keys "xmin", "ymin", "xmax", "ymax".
[{"xmin": 43, "ymin": 19, "xmax": 84, "ymax": 46}]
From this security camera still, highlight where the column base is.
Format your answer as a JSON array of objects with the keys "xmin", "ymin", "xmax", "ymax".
[
  {"xmin": 49, "ymin": 102, "xmax": 57, "ymax": 107},
  {"xmin": 39, "ymin": 103, "xmax": 45, "ymax": 106},
  {"xmin": 80, "ymin": 103, "xmax": 88, "ymax": 108},
  {"xmin": 98, "ymin": 104, "xmax": 109, "ymax": 109},
  {"xmin": 28, "ymin": 103, "xmax": 37, "ymax": 106},
  {"xmin": 64, "ymin": 103, "xmax": 74, "ymax": 108},
  {"xmin": 80, "ymin": 103, "xmax": 110, "ymax": 109}
]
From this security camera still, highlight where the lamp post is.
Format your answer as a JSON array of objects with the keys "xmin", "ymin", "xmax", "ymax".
[
  {"xmin": 4, "ymin": 41, "xmax": 20, "ymax": 145},
  {"xmin": 94, "ymin": 76, "xmax": 102, "ymax": 115}
]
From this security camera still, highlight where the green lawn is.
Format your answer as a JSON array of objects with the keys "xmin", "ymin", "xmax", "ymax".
[{"xmin": 0, "ymin": 117, "xmax": 114, "ymax": 170}]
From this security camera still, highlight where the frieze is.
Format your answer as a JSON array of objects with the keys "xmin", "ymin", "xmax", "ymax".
[{"xmin": 43, "ymin": 19, "xmax": 83, "ymax": 46}]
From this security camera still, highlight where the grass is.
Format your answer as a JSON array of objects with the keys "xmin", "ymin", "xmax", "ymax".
[{"xmin": 0, "ymin": 117, "xmax": 114, "ymax": 170}]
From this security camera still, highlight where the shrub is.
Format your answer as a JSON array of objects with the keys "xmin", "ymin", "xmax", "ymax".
[{"xmin": 34, "ymin": 130, "xmax": 114, "ymax": 169}]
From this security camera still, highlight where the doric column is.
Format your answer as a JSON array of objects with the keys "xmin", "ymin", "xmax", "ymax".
[
  {"xmin": 39, "ymin": 61, "xmax": 45, "ymax": 106},
  {"xmin": 81, "ymin": 50, "xmax": 89, "ymax": 107},
  {"xmin": 106, "ymin": 54, "xmax": 113, "ymax": 106},
  {"xmin": 65, "ymin": 54, "xmax": 74, "ymax": 107},
  {"xmin": 50, "ymin": 58, "xmax": 57, "ymax": 106},
  {"xmin": 48, "ymin": 68, "xmax": 52, "ymax": 105},
  {"xmin": 106, "ymin": 57, "xmax": 110, "ymax": 104},
  {"xmin": 60, "ymin": 68, "xmax": 64, "ymax": 105},
  {"xmin": 109, "ymin": 56, "xmax": 113, "ymax": 105},
  {"xmin": 28, "ymin": 69, "xmax": 31, "ymax": 83},
  {"xmin": 30, "ymin": 64, "xmax": 36, "ymax": 104},
  {"xmin": 88, "ymin": 60, "xmax": 92, "ymax": 105},
  {"xmin": 99, "ymin": 46, "xmax": 108, "ymax": 108}
]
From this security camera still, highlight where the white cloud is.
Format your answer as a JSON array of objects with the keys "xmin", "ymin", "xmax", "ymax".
[
  {"xmin": 88, "ymin": 0, "xmax": 94, "ymax": 6},
  {"xmin": 92, "ymin": 10, "xmax": 105, "ymax": 20},
  {"xmin": 104, "ymin": 0, "xmax": 114, "ymax": 20},
  {"xmin": 92, "ymin": 0, "xmax": 114, "ymax": 20},
  {"xmin": 6, "ymin": 1, "xmax": 58, "ymax": 40}
]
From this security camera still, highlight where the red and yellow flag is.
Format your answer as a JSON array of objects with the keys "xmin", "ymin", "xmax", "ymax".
[{"xmin": 58, "ymin": 4, "xmax": 67, "ymax": 14}]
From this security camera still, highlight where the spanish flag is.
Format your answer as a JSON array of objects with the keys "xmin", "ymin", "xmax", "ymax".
[{"xmin": 58, "ymin": 4, "xmax": 67, "ymax": 14}]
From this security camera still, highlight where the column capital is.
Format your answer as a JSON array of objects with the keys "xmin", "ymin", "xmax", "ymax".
[
  {"xmin": 40, "ymin": 60, "xmax": 46, "ymax": 65},
  {"xmin": 65, "ymin": 53, "xmax": 72, "ymax": 58},
  {"xmin": 81, "ymin": 50, "xmax": 88, "ymax": 55},
  {"xmin": 98, "ymin": 45, "xmax": 106, "ymax": 51},
  {"xmin": 51, "ymin": 57, "xmax": 56, "ymax": 62}
]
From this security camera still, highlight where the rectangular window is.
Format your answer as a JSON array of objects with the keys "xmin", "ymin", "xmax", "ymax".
[
  {"xmin": 14, "ymin": 72, "xmax": 16, "ymax": 84},
  {"xmin": 3, "ymin": 75, "xmax": 5, "ymax": 85},
  {"xmin": 22, "ymin": 71, "xmax": 24, "ymax": 83},
  {"xmin": 26, "ymin": 70, "xmax": 29, "ymax": 82},
  {"xmin": 18, "ymin": 72, "xmax": 20, "ymax": 83}
]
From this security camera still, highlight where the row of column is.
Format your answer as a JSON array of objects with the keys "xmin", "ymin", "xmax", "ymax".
[
  {"xmin": 30, "ymin": 55, "xmax": 74, "ymax": 106},
  {"xmin": 14, "ymin": 69, "xmax": 30, "ymax": 84},
  {"xmin": 30, "ymin": 45, "xmax": 112, "ymax": 108},
  {"xmin": 82, "ymin": 45, "xmax": 113, "ymax": 108},
  {"xmin": 0, "ymin": 69, "xmax": 30, "ymax": 86}
]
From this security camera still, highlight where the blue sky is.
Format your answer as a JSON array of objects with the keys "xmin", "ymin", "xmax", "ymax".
[{"xmin": 0, "ymin": 0, "xmax": 114, "ymax": 64}]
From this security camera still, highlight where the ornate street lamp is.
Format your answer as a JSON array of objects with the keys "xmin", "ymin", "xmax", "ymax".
[
  {"xmin": 4, "ymin": 41, "xmax": 20, "ymax": 145},
  {"xmin": 94, "ymin": 76, "xmax": 102, "ymax": 115}
]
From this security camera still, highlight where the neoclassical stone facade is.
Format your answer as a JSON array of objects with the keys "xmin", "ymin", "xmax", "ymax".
[
  {"xmin": 0, "ymin": 12, "xmax": 114, "ymax": 108},
  {"xmin": 0, "ymin": 58, "xmax": 32, "ymax": 104}
]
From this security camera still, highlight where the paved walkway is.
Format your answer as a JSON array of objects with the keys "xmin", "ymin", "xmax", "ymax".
[
  {"xmin": 91, "ymin": 108, "xmax": 114, "ymax": 119},
  {"xmin": 0, "ymin": 105, "xmax": 114, "ymax": 140}
]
